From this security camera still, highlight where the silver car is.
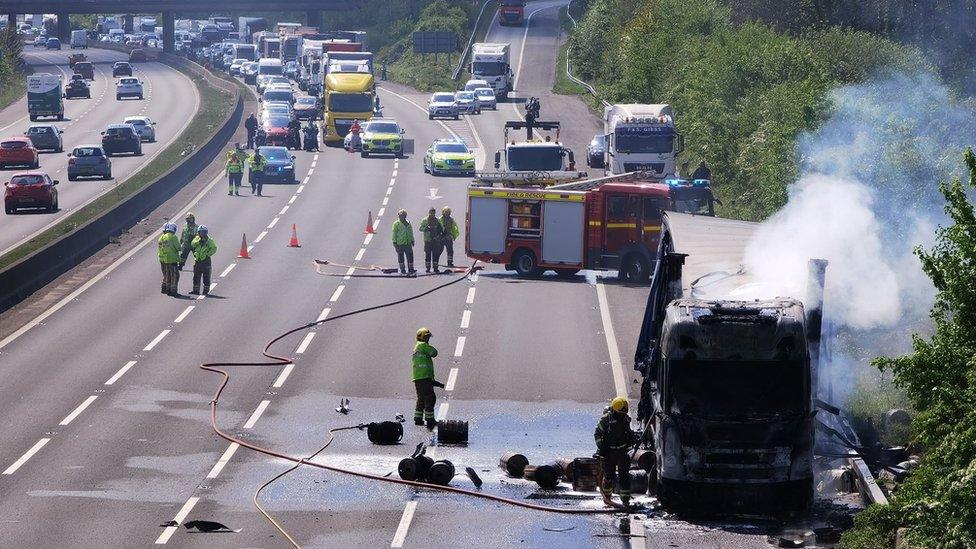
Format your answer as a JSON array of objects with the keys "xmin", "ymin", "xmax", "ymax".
[
  {"xmin": 454, "ymin": 91, "xmax": 481, "ymax": 115},
  {"xmin": 473, "ymin": 87, "xmax": 497, "ymax": 110},
  {"xmin": 67, "ymin": 145, "xmax": 112, "ymax": 181},
  {"xmin": 123, "ymin": 116, "xmax": 156, "ymax": 142},
  {"xmin": 427, "ymin": 92, "xmax": 459, "ymax": 120}
]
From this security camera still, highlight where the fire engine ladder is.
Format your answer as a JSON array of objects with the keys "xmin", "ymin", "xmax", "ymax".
[{"xmin": 548, "ymin": 171, "xmax": 661, "ymax": 191}]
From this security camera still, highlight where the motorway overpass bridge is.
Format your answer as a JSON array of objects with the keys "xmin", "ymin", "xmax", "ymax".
[{"xmin": 2, "ymin": 0, "xmax": 354, "ymax": 51}]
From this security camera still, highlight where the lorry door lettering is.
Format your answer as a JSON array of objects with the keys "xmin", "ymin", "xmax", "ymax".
[{"xmin": 603, "ymin": 195, "xmax": 640, "ymax": 258}]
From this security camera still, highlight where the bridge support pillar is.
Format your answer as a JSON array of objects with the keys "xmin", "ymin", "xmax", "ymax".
[
  {"xmin": 5, "ymin": 14, "xmax": 16, "ymax": 29},
  {"xmin": 123, "ymin": 15, "xmax": 133, "ymax": 34},
  {"xmin": 306, "ymin": 10, "xmax": 321, "ymax": 30},
  {"xmin": 162, "ymin": 12, "xmax": 175, "ymax": 53},
  {"xmin": 56, "ymin": 12, "xmax": 70, "ymax": 41}
]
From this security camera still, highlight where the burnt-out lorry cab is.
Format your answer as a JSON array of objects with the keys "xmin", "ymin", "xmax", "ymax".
[{"xmin": 635, "ymin": 213, "xmax": 821, "ymax": 517}]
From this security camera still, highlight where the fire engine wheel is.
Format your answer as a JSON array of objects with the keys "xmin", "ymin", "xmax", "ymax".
[
  {"xmin": 513, "ymin": 250, "xmax": 543, "ymax": 278},
  {"xmin": 622, "ymin": 254, "xmax": 651, "ymax": 283}
]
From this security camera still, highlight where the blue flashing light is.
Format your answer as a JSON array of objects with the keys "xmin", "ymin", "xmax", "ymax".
[{"xmin": 692, "ymin": 178, "xmax": 711, "ymax": 187}]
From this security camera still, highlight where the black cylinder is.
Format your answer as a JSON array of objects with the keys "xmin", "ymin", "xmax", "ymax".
[
  {"xmin": 437, "ymin": 419, "xmax": 468, "ymax": 445},
  {"xmin": 556, "ymin": 458, "xmax": 576, "ymax": 483},
  {"xmin": 499, "ymin": 452, "xmax": 529, "ymax": 477},
  {"xmin": 524, "ymin": 464, "xmax": 560, "ymax": 489},
  {"xmin": 427, "ymin": 460, "xmax": 455, "ymax": 486},
  {"xmin": 398, "ymin": 455, "xmax": 434, "ymax": 481},
  {"xmin": 367, "ymin": 421, "xmax": 404, "ymax": 445},
  {"xmin": 632, "ymin": 449, "xmax": 655, "ymax": 472}
]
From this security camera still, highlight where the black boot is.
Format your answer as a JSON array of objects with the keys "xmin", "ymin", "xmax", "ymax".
[
  {"xmin": 414, "ymin": 417, "xmax": 424, "ymax": 426},
  {"xmin": 161, "ymin": 283, "xmax": 167, "ymax": 294},
  {"xmin": 426, "ymin": 418, "xmax": 437, "ymax": 430},
  {"xmin": 190, "ymin": 287, "xmax": 200, "ymax": 295}
]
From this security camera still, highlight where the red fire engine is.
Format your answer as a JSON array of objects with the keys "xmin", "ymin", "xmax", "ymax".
[
  {"xmin": 466, "ymin": 173, "xmax": 711, "ymax": 281},
  {"xmin": 498, "ymin": 0, "xmax": 527, "ymax": 26}
]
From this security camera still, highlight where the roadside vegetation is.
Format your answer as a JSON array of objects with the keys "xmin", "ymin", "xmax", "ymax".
[
  {"xmin": 325, "ymin": 0, "xmax": 492, "ymax": 92},
  {"xmin": 0, "ymin": 24, "xmax": 28, "ymax": 111},
  {"xmin": 0, "ymin": 65, "xmax": 236, "ymax": 270},
  {"xmin": 842, "ymin": 150, "xmax": 976, "ymax": 548},
  {"xmin": 567, "ymin": 0, "xmax": 927, "ymax": 221}
]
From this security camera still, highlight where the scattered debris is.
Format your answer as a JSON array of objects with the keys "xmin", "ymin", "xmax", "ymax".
[
  {"xmin": 335, "ymin": 398, "xmax": 351, "ymax": 415},
  {"xmin": 184, "ymin": 520, "xmax": 240, "ymax": 533}
]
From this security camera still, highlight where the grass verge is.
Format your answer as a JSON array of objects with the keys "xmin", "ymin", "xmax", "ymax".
[
  {"xmin": 0, "ymin": 65, "xmax": 30, "ymax": 111},
  {"xmin": 0, "ymin": 64, "xmax": 236, "ymax": 271}
]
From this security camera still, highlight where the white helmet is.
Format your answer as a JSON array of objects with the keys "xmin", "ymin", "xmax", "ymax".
[{"xmin": 164, "ymin": 223, "xmax": 178, "ymax": 233}]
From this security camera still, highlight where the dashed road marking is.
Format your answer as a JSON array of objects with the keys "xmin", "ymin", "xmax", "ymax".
[
  {"xmin": 296, "ymin": 332, "xmax": 316, "ymax": 354},
  {"xmin": 460, "ymin": 310, "xmax": 471, "ymax": 329},
  {"xmin": 454, "ymin": 336, "xmax": 466, "ymax": 357},
  {"xmin": 364, "ymin": 233, "xmax": 374, "ymax": 246},
  {"xmin": 267, "ymin": 217, "xmax": 279, "ymax": 229},
  {"xmin": 58, "ymin": 396, "xmax": 98, "ymax": 426},
  {"xmin": 243, "ymin": 400, "xmax": 271, "ymax": 429},
  {"xmin": 466, "ymin": 287, "xmax": 476, "ymax": 304},
  {"xmin": 297, "ymin": 185, "xmax": 305, "ymax": 194},
  {"xmin": 105, "ymin": 360, "xmax": 137, "ymax": 385},
  {"xmin": 174, "ymin": 305, "xmax": 194, "ymax": 323},
  {"xmin": 197, "ymin": 282, "xmax": 216, "ymax": 300},
  {"xmin": 288, "ymin": 195, "xmax": 297, "ymax": 204},
  {"xmin": 254, "ymin": 231, "xmax": 268, "ymax": 243},
  {"xmin": 154, "ymin": 496, "xmax": 200, "ymax": 544},
  {"xmin": 378, "ymin": 207, "xmax": 386, "ymax": 217},
  {"xmin": 2, "ymin": 438, "xmax": 51, "ymax": 476},
  {"xmin": 596, "ymin": 282, "xmax": 628, "ymax": 397},
  {"xmin": 206, "ymin": 443, "xmax": 240, "ymax": 479},
  {"xmin": 436, "ymin": 403, "xmax": 449, "ymax": 421},
  {"xmin": 382, "ymin": 197, "xmax": 389, "ymax": 206},
  {"xmin": 316, "ymin": 306, "xmax": 331, "ymax": 322},
  {"xmin": 143, "ymin": 329, "xmax": 170, "ymax": 351},
  {"xmin": 279, "ymin": 205, "xmax": 289, "ymax": 215},
  {"xmin": 220, "ymin": 264, "xmax": 236, "ymax": 277},
  {"xmin": 329, "ymin": 286, "xmax": 345, "ymax": 302},
  {"xmin": 273, "ymin": 364, "xmax": 295, "ymax": 388},
  {"xmin": 391, "ymin": 501, "xmax": 418, "ymax": 548},
  {"xmin": 445, "ymin": 368, "xmax": 459, "ymax": 391},
  {"xmin": 355, "ymin": 248, "xmax": 366, "ymax": 261}
]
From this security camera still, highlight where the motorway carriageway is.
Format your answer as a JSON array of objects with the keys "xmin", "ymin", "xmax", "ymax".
[
  {"xmin": 0, "ymin": 6, "xmax": 658, "ymax": 548},
  {"xmin": 0, "ymin": 46, "xmax": 201, "ymax": 257}
]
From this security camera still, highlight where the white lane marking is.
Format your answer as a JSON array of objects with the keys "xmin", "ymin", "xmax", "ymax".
[
  {"xmin": 355, "ymin": 248, "xmax": 366, "ymax": 261},
  {"xmin": 220, "ymin": 264, "xmax": 236, "ymax": 277},
  {"xmin": 454, "ymin": 336, "xmax": 466, "ymax": 357},
  {"xmin": 631, "ymin": 517, "xmax": 647, "ymax": 549},
  {"xmin": 382, "ymin": 197, "xmax": 389, "ymax": 206},
  {"xmin": 2, "ymin": 438, "xmax": 51, "ymax": 475},
  {"xmin": 385, "ymin": 187, "xmax": 392, "ymax": 195},
  {"xmin": 297, "ymin": 185, "xmax": 305, "ymax": 193},
  {"xmin": 307, "ymin": 169, "xmax": 314, "ymax": 176},
  {"xmin": 143, "ymin": 329, "xmax": 171, "ymax": 351},
  {"xmin": 267, "ymin": 217, "xmax": 280, "ymax": 229},
  {"xmin": 173, "ymin": 305, "xmax": 194, "ymax": 323},
  {"xmin": 296, "ymin": 332, "xmax": 316, "ymax": 354},
  {"xmin": 279, "ymin": 205, "xmax": 289, "ymax": 215},
  {"xmin": 470, "ymin": 271, "xmax": 479, "ymax": 283},
  {"xmin": 0, "ymin": 169, "xmax": 230, "ymax": 353},
  {"xmin": 389, "ymin": 178, "xmax": 396, "ymax": 186},
  {"xmin": 391, "ymin": 170, "xmax": 398, "ymax": 177},
  {"xmin": 288, "ymin": 195, "xmax": 297, "ymax": 204},
  {"xmin": 596, "ymin": 282, "xmax": 628, "ymax": 398},
  {"xmin": 310, "ymin": 160, "xmax": 317, "ymax": 168},
  {"xmin": 514, "ymin": 4, "xmax": 554, "ymax": 91},
  {"xmin": 436, "ymin": 403, "xmax": 449, "ymax": 421},
  {"xmin": 391, "ymin": 500, "xmax": 418, "ymax": 548},
  {"xmin": 197, "ymin": 282, "xmax": 216, "ymax": 300},
  {"xmin": 243, "ymin": 400, "xmax": 271, "ymax": 429},
  {"xmin": 445, "ymin": 368, "xmax": 459, "ymax": 391},
  {"xmin": 378, "ymin": 207, "xmax": 386, "ymax": 217},
  {"xmin": 378, "ymin": 87, "xmax": 461, "ymax": 141},
  {"xmin": 247, "ymin": 245, "xmax": 254, "ymax": 253},
  {"xmin": 364, "ymin": 233, "xmax": 374, "ymax": 246},
  {"xmin": 302, "ymin": 176, "xmax": 310, "ymax": 185},
  {"xmin": 372, "ymin": 219, "xmax": 380, "ymax": 231},
  {"xmin": 329, "ymin": 286, "xmax": 345, "ymax": 302},
  {"xmin": 316, "ymin": 306, "xmax": 331, "ymax": 322},
  {"xmin": 254, "ymin": 231, "xmax": 268, "ymax": 243},
  {"xmin": 273, "ymin": 364, "xmax": 296, "ymax": 388},
  {"xmin": 344, "ymin": 267, "xmax": 355, "ymax": 281},
  {"xmin": 105, "ymin": 360, "xmax": 137, "ymax": 385},
  {"xmin": 206, "ymin": 443, "xmax": 240, "ymax": 479},
  {"xmin": 154, "ymin": 496, "xmax": 200, "ymax": 544},
  {"xmin": 58, "ymin": 396, "xmax": 98, "ymax": 426},
  {"xmin": 460, "ymin": 310, "xmax": 471, "ymax": 329},
  {"xmin": 314, "ymin": 154, "xmax": 319, "ymax": 161},
  {"xmin": 466, "ymin": 287, "xmax": 476, "ymax": 304}
]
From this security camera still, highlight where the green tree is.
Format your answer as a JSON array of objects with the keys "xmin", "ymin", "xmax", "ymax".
[
  {"xmin": 842, "ymin": 149, "xmax": 976, "ymax": 548},
  {"xmin": 0, "ymin": 24, "xmax": 23, "ymax": 69}
]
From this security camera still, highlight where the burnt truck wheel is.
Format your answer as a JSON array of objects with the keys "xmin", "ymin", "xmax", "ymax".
[
  {"xmin": 622, "ymin": 254, "xmax": 651, "ymax": 283},
  {"xmin": 513, "ymin": 249, "xmax": 541, "ymax": 277}
]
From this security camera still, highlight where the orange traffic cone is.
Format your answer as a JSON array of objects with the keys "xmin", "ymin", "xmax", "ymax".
[
  {"xmin": 238, "ymin": 233, "xmax": 251, "ymax": 259},
  {"xmin": 288, "ymin": 224, "xmax": 301, "ymax": 247},
  {"xmin": 364, "ymin": 211, "xmax": 376, "ymax": 234}
]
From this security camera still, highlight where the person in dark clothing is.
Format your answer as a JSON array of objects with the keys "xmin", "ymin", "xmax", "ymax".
[
  {"xmin": 692, "ymin": 160, "xmax": 712, "ymax": 181},
  {"xmin": 244, "ymin": 113, "xmax": 258, "ymax": 149},
  {"xmin": 419, "ymin": 207, "xmax": 445, "ymax": 273},
  {"xmin": 595, "ymin": 396, "xmax": 637, "ymax": 508},
  {"xmin": 303, "ymin": 121, "xmax": 319, "ymax": 152},
  {"xmin": 287, "ymin": 115, "xmax": 302, "ymax": 150},
  {"xmin": 255, "ymin": 127, "xmax": 267, "ymax": 147}
]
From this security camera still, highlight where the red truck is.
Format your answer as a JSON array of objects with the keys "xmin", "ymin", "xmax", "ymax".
[{"xmin": 498, "ymin": 0, "xmax": 527, "ymax": 26}]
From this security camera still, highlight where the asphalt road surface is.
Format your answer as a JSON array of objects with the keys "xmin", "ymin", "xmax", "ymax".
[
  {"xmin": 0, "ymin": 7, "xmax": 845, "ymax": 549},
  {"xmin": 0, "ymin": 46, "xmax": 201, "ymax": 257}
]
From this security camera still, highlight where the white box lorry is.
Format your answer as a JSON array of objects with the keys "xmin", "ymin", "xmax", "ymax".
[{"xmin": 469, "ymin": 43, "xmax": 513, "ymax": 100}]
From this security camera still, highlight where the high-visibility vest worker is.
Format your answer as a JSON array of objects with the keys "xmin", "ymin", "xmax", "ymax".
[{"xmin": 392, "ymin": 216, "xmax": 415, "ymax": 246}]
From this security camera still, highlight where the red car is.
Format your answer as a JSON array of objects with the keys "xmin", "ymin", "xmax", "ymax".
[
  {"xmin": 4, "ymin": 172, "xmax": 59, "ymax": 214},
  {"xmin": 0, "ymin": 137, "xmax": 40, "ymax": 169},
  {"xmin": 262, "ymin": 113, "xmax": 291, "ymax": 147}
]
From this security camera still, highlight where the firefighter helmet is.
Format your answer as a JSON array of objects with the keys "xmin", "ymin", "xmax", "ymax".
[
  {"xmin": 416, "ymin": 327, "xmax": 432, "ymax": 342},
  {"xmin": 610, "ymin": 397, "xmax": 628, "ymax": 414},
  {"xmin": 185, "ymin": 212, "xmax": 195, "ymax": 221},
  {"xmin": 398, "ymin": 209, "xmax": 407, "ymax": 218},
  {"xmin": 197, "ymin": 225, "xmax": 208, "ymax": 235},
  {"xmin": 442, "ymin": 206, "xmax": 451, "ymax": 215},
  {"xmin": 163, "ymin": 223, "xmax": 177, "ymax": 233}
]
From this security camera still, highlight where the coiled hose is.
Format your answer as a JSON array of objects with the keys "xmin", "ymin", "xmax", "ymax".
[{"xmin": 199, "ymin": 262, "xmax": 620, "ymax": 544}]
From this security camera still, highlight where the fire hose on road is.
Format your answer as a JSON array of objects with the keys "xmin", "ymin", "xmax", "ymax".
[{"xmin": 198, "ymin": 261, "xmax": 621, "ymax": 545}]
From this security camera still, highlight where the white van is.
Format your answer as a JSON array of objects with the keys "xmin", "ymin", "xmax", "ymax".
[
  {"xmin": 464, "ymin": 79, "xmax": 491, "ymax": 92},
  {"xmin": 70, "ymin": 30, "xmax": 88, "ymax": 49}
]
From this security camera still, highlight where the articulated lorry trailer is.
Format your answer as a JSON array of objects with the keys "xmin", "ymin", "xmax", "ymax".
[{"xmin": 633, "ymin": 213, "xmax": 823, "ymax": 516}]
